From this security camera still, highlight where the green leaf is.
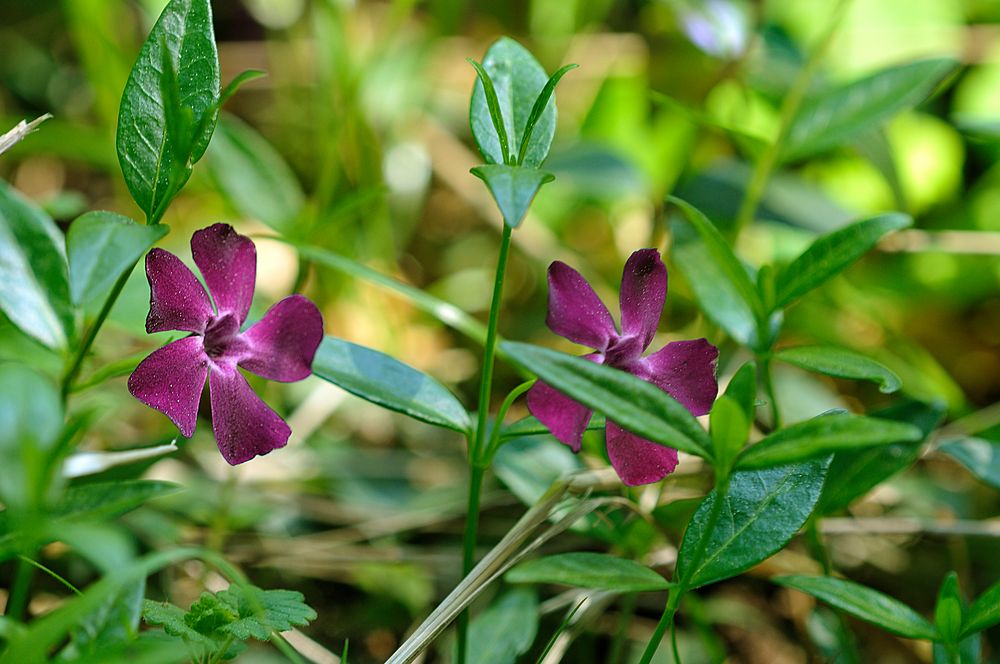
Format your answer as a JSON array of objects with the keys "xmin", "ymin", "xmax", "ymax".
[
  {"xmin": 506, "ymin": 552, "xmax": 670, "ymax": 592},
  {"xmin": 312, "ymin": 336, "xmax": 471, "ymax": 434},
  {"xmin": 216, "ymin": 586, "xmax": 316, "ymax": 641},
  {"xmin": 780, "ymin": 58, "xmax": 958, "ymax": 162},
  {"xmin": 0, "ymin": 180, "xmax": 73, "ymax": 349},
  {"xmin": 143, "ymin": 599, "xmax": 223, "ymax": 656},
  {"xmin": 775, "ymin": 575, "xmax": 939, "ymax": 640},
  {"xmin": 470, "ymin": 165, "xmax": 554, "ymax": 228},
  {"xmin": 736, "ymin": 413, "xmax": 922, "ymax": 469},
  {"xmin": 66, "ymin": 211, "xmax": 168, "ymax": 307},
  {"xmin": 710, "ymin": 395, "xmax": 749, "ymax": 471},
  {"xmin": 60, "ymin": 580, "xmax": 145, "ymax": 660},
  {"xmin": 725, "ymin": 361, "xmax": 758, "ymax": 422},
  {"xmin": 217, "ymin": 69, "xmax": 265, "ymax": 108},
  {"xmin": 963, "ymin": 578, "xmax": 1000, "ymax": 636},
  {"xmin": 775, "ymin": 213, "xmax": 911, "ymax": 309},
  {"xmin": 676, "ymin": 457, "xmax": 830, "ymax": 589},
  {"xmin": 470, "ymin": 38, "xmax": 558, "ymax": 168},
  {"xmin": 52, "ymin": 480, "xmax": 179, "ymax": 522},
  {"xmin": 493, "ymin": 436, "xmax": 584, "ymax": 507},
  {"xmin": 669, "ymin": 197, "xmax": 764, "ymax": 347},
  {"xmin": 516, "ymin": 63, "xmax": 577, "ymax": 165},
  {"xmin": 935, "ymin": 572, "xmax": 963, "ymax": 644},
  {"xmin": 464, "ymin": 588, "xmax": 538, "ymax": 664},
  {"xmin": 933, "ymin": 634, "xmax": 981, "ymax": 664},
  {"xmin": 939, "ymin": 438, "xmax": 1000, "ymax": 490},
  {"xmin": 499, "ymin": 414, "xmax": 605, "ymax": 440},
  {"xmin": 499, "ymin": 341, "xmax": 712, "ymax": 458},
  {"xmin": 775, "ymin": 345, "xmax": 901, "ymax": 393},
  {"xmin": 116, "ymin": 0, "xmax": 220, "ymax": 221},
  {"xmin": 207, "ymin": 114, "xmax": 304, "ymax": 234}
]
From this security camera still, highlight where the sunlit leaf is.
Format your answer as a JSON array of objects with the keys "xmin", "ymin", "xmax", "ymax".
[
  {"xmin": 507, "ymin": 553, "xmax": 670, "ymax": 592},
  {"xmin": 470, "ymin": 165, "xmax": 553, "ymax": 228},
  {"xmin": 775, "ymin": 345, "xmax": 901, "ymax": 393}
]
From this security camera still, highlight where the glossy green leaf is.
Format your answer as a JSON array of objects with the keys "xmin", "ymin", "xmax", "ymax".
[
  {"xmin": 939, "ymin": 438, "xmax": 1000, "ymax": 490},
  {"xmin": 963, "ymin": 578, "xmax": 1000, "ymax": 636},
  {"xmin": 53, "ymin": 480, "xmax": 179, "ymax": 522},
  {"xmin": 676, "ymin": 457, "xmax": 830, "ymax": 589},
  {"xmin": 736, "ymin": 413, "xmax": 922, "ymax": 469},
  {"xmin": 710, "ymin": 395, "xmax": 748, "ymax": 471},
  {"xmin": 312, "ymin": 336, "xmax": 471, "ymax": 433},
  {"xmin": 725, "ymin": 361, "xmax": 757, "ymax": 421},
  {"xmin": 465, "ymin": 588, "xmax": 538, "ymax": 664},
  {"xmin": 66, "ymin": 211, "xmax": 168, "ymax": 306},
  {"xmin": 775, "ymin": 345, "xmax": 901, "ymax": 393},
  {"xmin": 935, "ymin": 572, "xmax": 963, "ymax": 644},
  {"xmin": 775, "ymin": 575, "xmax": 939, "ymax": 640},
  {"xmin": 207, "ymin": 114, "xmax": 304, "ymax": 234},
  {"xmin": 516, "ymin": 63, "xmax": 577, "ymax": 165},
  {"xmin": 781, "ymin": 58, "xmax": 958, "ymax": 162},
  {"xmin": 775, "ymin": 213, "xmax": 911, "ymax": 309},
  {"xmin": 0, "ymin": 180, "xmax": 73, "ymax": 349},
  {"xmin": 507, "ymin": 553, "xmax": 670, "ymax": 592},
  {"xmin": 499, "ymin": 341, "xmax": 712, "ymax": 458},
  {"xmin": 470, "ymin": 164, "xmax": 554, "ymax": 228},
  {"xmin": 116, "ymin": 0, "xmax": 220, "ymax": 221},
  {"xmin": 932, "ymin": 634, "xmax": 981, "ymax": 664},
  {"xmin": 470, "ymin": 38, "xmax": 557, "ymax": 168}
]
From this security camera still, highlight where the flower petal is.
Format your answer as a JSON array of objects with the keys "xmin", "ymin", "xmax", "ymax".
[
  {"xmin": 526, "ymin": 380, "xmax": 593, "ymax": 452},
  {"xmin": 191, "ymin": 223, "xmax": 256, "ymax": 324},
  {"xmin": 209, "ymin": 365, "xmax": 291, "ymax": 465},
  {"xmin": 619, "ymin": 249, "xmax": 666, "ymax": 350},
  {"xmin": 128, "ymin": 336, "xmax": 208, "ymax": 437},
  {"xmin": 605, "ymin": 421, "xmax": 678, "ymax": 486},
  {"xmin": 638, "ymin": 338, "xmax": 719, "ymax": 416},
  {"xmin": 546, "ymin": 261, "xmax": 616, "ymax": 350},
  {"xmin": 144, "ymin": 248, "xmax": 213, "ymax": 334},
  {"xmin": 239, "ymin": 295, "xmax": 324, "ymax": 382}
]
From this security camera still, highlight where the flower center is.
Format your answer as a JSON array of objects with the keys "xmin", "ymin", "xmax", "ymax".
[
  {"xmin": 604, "ymin": 334, "xmax": 644, "ymax": 368},
  {"xmin": 202, "ymin": 313, "xmax": 244, "ymax": 359}
]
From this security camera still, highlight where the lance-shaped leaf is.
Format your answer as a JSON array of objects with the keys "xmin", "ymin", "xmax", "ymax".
[
  {"xmin": 775, "ymin": 213, "xmax": 911, "ymax": 309},
  {"xmin": 0, "ymin": 181, "xmax": 73, "ymax": 349},
  {"xmin": 312, "ymin": 336, "xmax": 471, "ymax": 434},
  {"xmin": 775, "ymin": 575, "xmax": 939, "ymax": 640},
  {"xmin": 780, "ymin": 58, "xmax": 958, "ymax": 162},
  {"xmin": 500, "ymin": 341, "xmax": 712, "ymax": 458},
  {"xmin": 676, "ymin": 457, "xmax": 830, "ymax": 589},
  {"xmin": 736, "ymin": 413, "xmax": 922, "ymax": 469},
  {"xmin": 116, "ymin": 0, "xmax": 220, "ymax": 221},
  {"xmin": 939, "ymin": 437, "xmax": 1000, "ymax": 491},
  {"xmin": 471, "ymin": 165, "xmax": 554, "ymax": 228},
  {"xmin": 775, "ymin": 345, "xmax": 901, "ymax": 394},
  {"xmin": 935, "ymin": 572, "xmax": 963, "ymax": 645},
  {"xmin": 507, "ymin": 553, "xmax": 671, "ymax": 592},
  {"xmin": 963, "ymin": 578, "xmax": 1000, "ymax": 637},
  {"xmin": 67, "ymin": 211, "xmax": 168, "ymax": 306}
]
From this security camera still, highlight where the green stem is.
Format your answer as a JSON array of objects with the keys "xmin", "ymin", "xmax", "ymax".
[
  {"xmin": 608, "ymin": 593, "xmax": 637, "ymax": 664},
  {"xmin": 638, "ymin": 586, "xmax": 683, "ymax": 664},
  {"xmin": 731, "ymin": 0, "xmax": 850, "ymax": 240},
  {"xmin": 457, "ymin": 222, "xmax": 514, "ymax": 664},
  {"xmin": 479, "ymin": 380, "xmax": 534, "ymax": 466},
  {"xmin": 17, "ymin": 555, "xmax": 83, "ymax": 596},
  {"xmin": 206, "ymin": 635, "xmax": 236, "ymax": 664},
  {"xmin": 7, "ymin": 554, "xmax": 36, "ymax": 620},
  {"xmin": 62, "ymin": 261, "xmax": 137, "ymax": 399},
  {"xmin": 760, "ymin": 355, "xmax": 782, "ymax": 431},
  {"xmin": 271, "ymin": 630, "xmax": 308, "ymax": 664},
  {"xmin": 805, "ymin": 519, "xmax": 832, "ymax": 575}
]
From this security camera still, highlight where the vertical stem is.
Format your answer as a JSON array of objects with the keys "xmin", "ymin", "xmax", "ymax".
[
  {"xmin": 637, "ymin": 586, "xmax": 683, "ymax": 664},
  {"xmin": 8, "ymin": 554, "xmax": 35, "ymax": 620},
  {"xmin": 731, "ymin": 0, "xmax": 851, "ymax": 240},
  {"xmin": 760, "ymin": 355, "xmax": 782, "ymax": 431},
  {"xmin": 62, "ymin": 261, "xmax": 137, "ymax": 399},
  {"xmin": 456, "ymin": 222, "xmax": 513, "ymax": 664},
  {"xmin": 805, "ymin": 519, "xmax": 832, "ymax": 575}
]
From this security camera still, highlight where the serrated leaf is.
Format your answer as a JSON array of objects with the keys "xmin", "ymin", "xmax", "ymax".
[
  {"xmin": 939, "ymin": 438, "xmax": 1000, "ymax": 490},
  {"xmin": 775, "ymin": 345, "xmax": 901, "ymax": 393},
  {"xmin": 0, "ymin": 180, "xmax": 73, "ymax": 349},
  {"xmin": 470, "ymin": 38, "xmax": 557, "ymax": 167},
  {"xmin": 775, "ymin": 213, "xmax": 911, "ymax": 309},
  {"xmin": 677, "ymin": 457, "xmax": 830, "ymax": 589},
  {"xmin": 464, "ymin": 588, "xmax": 538, "ymax": 664},
  {"xmin": 216, "ymin": 586, "xmax": 317, "ymax": 641},
  {"xmin": 312, "ymin": 336, "xmax": 471, "ymax": 433},
  {"xmin": 781, "ymin": 58, "xmax": 958, "ymax": 162},
  {"xmin": 775, "ymin": 575, "xmax": 939, "ymax": 640},
  {"xmin": 470, "ymin": 164, "xmax": 553, "ymax": 228},
  {"xmin": 66, "ymin": 211, "xmax": 168, "ymax": 306},
  {"xmin": 499, "ymin": 341, "xmax": 712, "ymax": 458},
  {"xmin": 116, "ymin": 0, "xmax": 220, "ymax": 221},
  {"xmin": 736, "ymin": 413, "xmax": 922, "ymax": 469},
  {"xmin": 506, "ymin": 553, "xmax": 670, "ymax": 592}
]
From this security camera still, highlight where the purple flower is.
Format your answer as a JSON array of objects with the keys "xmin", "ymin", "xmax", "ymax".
[
  {"xmin": 527, "ymin": 249, "xmax": 719, "ymax": 486},
  {"xmin": 128, "ymin": 224, "xmax": 324, "ymax": 465}
]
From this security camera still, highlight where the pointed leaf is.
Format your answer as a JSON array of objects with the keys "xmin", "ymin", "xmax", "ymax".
[
  {"xmin": 775, "ymin": 213, "xmax": 911, "ymax": 309},
  {"xmin": 516, "ymin": 63, "xmax": 577, "ymax": 165},
  {"xmin": 736, "ymin": 413, "xmax": 922, "ymax": 469},
  {"xmin": 939, "ymin": 438, "xmax": 1000, "ymax": 490},
  {"xmin": 677, "ymin": 457, "xmax": 830, "ymax": 589},
  {"xmin": 312, "ymin": 336, "xmax": 471, "ymax": 433},
  {"xmin": 507, "ymin": 553, "xmax": 671, "ymax": 592},
  {"xmin": 964, "ymin": 578, "xmax": 1000, "ymax": 636},
  {"xmin": 470, "ymin": 164, "xmax": 553, "ymax": 228},
  {"xmin": 781, "ymin": 58, "xmax": 958, "ymax": 162},
  {"xmin": 935, "ymin": 572, "xmax": 963, "ymax": 644},
  {"xmin": 775, "ymin": 575, "xmax": 939, "ymax": 640},
  {"xmin": 67, "ymin": 211, "xmax": 168, "ymax": 306},
  {"xmin": 52, "ymin": 480, "xmax": 180, "ymax": 522},
  {"xmin": 470, "ymin": 38, "xmax": 558, "ymax": 167},
  {"xmin": 499, "ymin": 341, "xmax": 712, "ymax": 458},
  {"xmin": 0, "ymin": 181, "xmax": 72, "ymax": 349},
  {"xmin": 465, "ymin": 588, "xmax": 538, "ymax": 664},
  {"xmin": 710, "ymin": 395, "xmax": 749, "ymax": 471},
  {"xmin": 0, "ymin": 364, "xmax": 63, "ymax": 510},
  {"xmin": 775, "ymin": 345, "xmax": 901, "ymax": 393}
]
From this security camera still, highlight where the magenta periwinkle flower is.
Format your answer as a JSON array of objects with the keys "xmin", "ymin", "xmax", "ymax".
[
  {"xmin": 527, "ymin": 249, "xmax": 719, "ymax": 486},
  {"xmin": 128, "ymin": 224, "xmax": 324, "ymax": 465}
]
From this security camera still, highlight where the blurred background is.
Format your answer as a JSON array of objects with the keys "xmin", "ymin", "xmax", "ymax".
[{"xmin": 3, "ymin": 0, "xmax": 1000, "ymax": 661}]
